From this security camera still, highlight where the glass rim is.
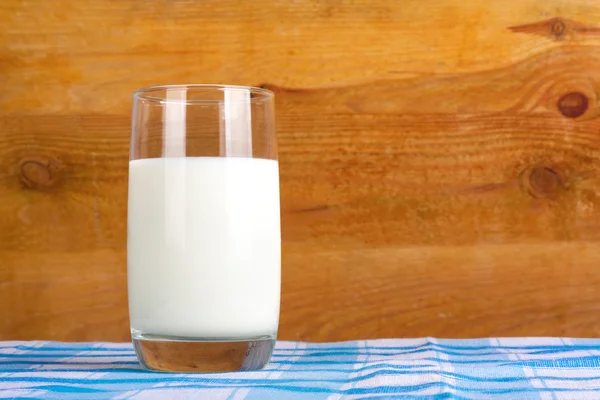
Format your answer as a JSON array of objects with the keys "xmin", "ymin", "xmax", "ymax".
[{"xmin": 133, "ymin": 84, "xmax": 275, "ymax": 104}]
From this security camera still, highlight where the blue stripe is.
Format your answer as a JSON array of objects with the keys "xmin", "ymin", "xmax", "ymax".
[
  {"xmin": 0, "ymin": 361, "xmax": 140, "ymax": 365},
  {"xmin": 0, "ymin": 364, "xmax": 433, "ymax": 375},
  {"xmin": 4, "ymin": 354, "xmax": 600, "ymax": 367},
  {"xmin": 13, "ymin": 346, "xmax": 133, "ymax": 352},
  {"xmin": 271, "ymin": 347, "xmax": 597, "ymax": 358},
  {"xmin": 1, "ymin": 398, "xmax": 44, "ymax": 400},
  {"xmin": 270, "ymin": 356, "xmax": 600, "ymax": 366},
  {"xmin": 517, "ymin": 357, "xmax": 600, "ymax": 368},
  {"xmin": 21, "ymin": 385, "xmax": 110, "ymax": 393},
  {"xmin": 5, "ymin": 389, "xmax": 469, "ymax": 400},
  {"xmin": 273, "ymin": 344, "xmax": 600, "ymax": 352},
  {"xmin": 2, "ymin": 346, "xmax": 593, "ymax": 359},
  {"xmin": 2, "ymin": 369, "xmax": 600, "ymax": 385},
  {"xmin": 12, "ymin": 342, "xmax": 600, "ymax": 353},
  {"xmin": 0, "ymin": 353, "xmax": 136, "ymax": 358},
  {"xmin": 22, "ymin": 382, "xmax": 600, "ymax": 395},
  {"xmin": 336, "ymin": 396, "xmax": 470, "ymax": 400},
  {"xmin": 0, "ymin": 368, "xmax": 145, "ymax": 373}
]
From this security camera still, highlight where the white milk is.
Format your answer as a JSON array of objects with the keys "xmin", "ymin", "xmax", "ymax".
[{"xmin": 127, "ymin": 157, "xmax": 280, "ymax": 339}]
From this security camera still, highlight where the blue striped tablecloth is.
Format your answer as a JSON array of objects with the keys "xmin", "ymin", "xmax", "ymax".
[{"xmin": 1, "ymin": 338, "xmax": 600, "ymax": 399}]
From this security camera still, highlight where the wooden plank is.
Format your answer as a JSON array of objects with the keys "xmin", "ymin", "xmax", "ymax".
[
  {"xmin": 1, "ymin": 0, "xmax": 600, "ymax": 341},
  {"xmin": 282, "ymin": 243, "xmax": 600, "ymax": 340}
]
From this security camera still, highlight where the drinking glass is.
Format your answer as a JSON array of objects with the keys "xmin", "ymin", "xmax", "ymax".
[{"xmin": 128, "ymin": 84, "xmax": 280, "ymax": 372}]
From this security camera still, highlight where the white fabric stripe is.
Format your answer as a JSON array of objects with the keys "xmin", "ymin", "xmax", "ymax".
[
  {"xmin": 430, "ymin": 337, "xmax": 454, "ymax": 395},
  {"xmin": 230, "ymin": 389, "xmax": 250, "ymax": 400}
]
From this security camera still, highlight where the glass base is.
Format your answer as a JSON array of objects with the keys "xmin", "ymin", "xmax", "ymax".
[{"xmin": 132, "ymin": 332, "xmax": 276, "ymax": 373}]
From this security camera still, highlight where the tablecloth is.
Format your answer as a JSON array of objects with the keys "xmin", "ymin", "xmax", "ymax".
[{"xmin": 1, "ymin": 338, "xmax": 600, "ymax": 399}]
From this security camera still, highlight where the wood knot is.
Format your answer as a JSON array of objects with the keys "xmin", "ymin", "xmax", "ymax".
[
  {"xmin": 521, "ymin": 166, "xmax": 563, "ymax": 199},
  {"xmin": 17, "ymin": 158, "xmax": 63, "ymax": 190},
  {"xmin": 557, "ymin": 92, "xmax": 589, "ymax": 118},
  {"xmin": 551, "ymin": 19, "xmax": 566, "ymax": 38},
  {"xmin": 509, "ymin": 17, "xmax": 600, "ymax": 41}
]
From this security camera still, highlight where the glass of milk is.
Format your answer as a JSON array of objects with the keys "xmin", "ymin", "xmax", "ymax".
[{"xmin": 128, "ymin": 85, "xmax": 280, "ymax": 372}]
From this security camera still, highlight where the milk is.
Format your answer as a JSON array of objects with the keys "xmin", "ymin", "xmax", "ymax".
[{"xmin": 127, "ymin": 157, "xmax": 281, "ymax": 339}]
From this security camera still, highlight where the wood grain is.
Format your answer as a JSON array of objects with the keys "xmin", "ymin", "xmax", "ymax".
[{"xmin": 2, "ymin": 0, "xmax": 600, "ymax": 341}]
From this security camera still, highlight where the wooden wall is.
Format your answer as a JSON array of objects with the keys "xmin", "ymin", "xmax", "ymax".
[{"xmin": 2, "ymin": 0, "xmax": 600, "ymax": 342}]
